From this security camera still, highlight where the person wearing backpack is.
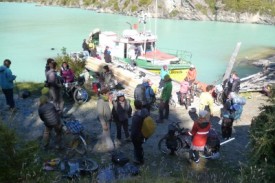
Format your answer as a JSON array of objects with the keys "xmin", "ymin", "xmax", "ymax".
[
  {"xmin": 144, "ymin": 79, "xmax": 155, "ymax": 113},
  {"xmin": 38, "ymin": 95, "xmax": 62, "ymax": 149},
  {"xmin": 46, "ymin": 61, "xmax": 64, "ymax": 115},
  {"xmin": 187, "ymin": 110, "xmax": 210, "ymax": 163},
  {"xmin": 112, "ymin": 92, "xmax": 132, "ymax": 143},
  {"xmin": 134, "ymin": 79, "xmax": 148, "ymax": 110},
  {"xmin": 131, "ymin": 100, "xmax": 149, "ymax": 165},
  {"xmin": 157, "ymin": 74, "xmax": 172, "ymax": 123}
]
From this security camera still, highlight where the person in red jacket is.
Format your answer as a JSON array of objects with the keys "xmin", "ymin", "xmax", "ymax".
[{"xmin": 188, "ymin": 110, "xmax": 210, "ymax": 163}]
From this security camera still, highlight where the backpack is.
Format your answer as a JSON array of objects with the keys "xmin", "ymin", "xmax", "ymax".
[
  {"xmin": 134, "ymin": 84, "xmax": 146, "ymax": 105},
  {"xmin": 141, "ymin": 116, "xmax": 156, "ymax": 138},
  {"xmin": 233, "ymin": 96, "xmax": 246, "ymax": 105}
]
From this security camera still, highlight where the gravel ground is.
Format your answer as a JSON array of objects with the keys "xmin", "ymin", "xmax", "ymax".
[{"xmin": 0, "ymin": 91, "xmax": 269, "ymax": 181}]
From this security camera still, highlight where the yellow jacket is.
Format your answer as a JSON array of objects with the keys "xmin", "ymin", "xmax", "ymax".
[{"xmin": 199, "ymin": 92, "xmax": 214, "ymax": 115}]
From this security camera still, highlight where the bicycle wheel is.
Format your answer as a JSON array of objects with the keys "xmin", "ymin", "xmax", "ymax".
[
  {"xmin": 158, "ymin": 136, "xmax": 183, "ymax": 155},
  {"xmin": 73, "ymin": 88, "xmax": 88, "ymax": 104},
  {"xmin": 79, "ymin": 158, "xmax": 99, "ymax": 174},
  {"xmin": 70, "ymin": 134, "xmax": 88, "ymax": 155},
  {"xmin": 169, "ymin": 98, "xmax": 176, "ymax": 108}
]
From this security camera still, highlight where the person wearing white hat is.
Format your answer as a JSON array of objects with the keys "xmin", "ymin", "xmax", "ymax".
[
  {"xmin": 112, "ymin": 91, "xmax": 132, "ymax": 143},
  {"xmin": 186, "ymin": 64, "xmax": 197, "ymax": 85},
  {"xmin": 188, "ymin": 110, "xmax": 210, "ymax": 163}
]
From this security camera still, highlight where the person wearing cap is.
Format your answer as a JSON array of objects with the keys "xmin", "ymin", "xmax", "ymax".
[
  {"xmin": 188, "ymin": 110, "xmax": 211, "ymax": 163},
  {"xmin": 157, "ymin": 74, "xmax": 173, "ymax": 123},
  {"xmin": 112, "ymin": 92, "xmax": 132, "ymax": 143},
  {"xmin": 199, "ymin": 85, "xmax": 215, "ymax": 119},
  {"xmin": 186, "ymin": 65, "xmax": 197, "ymax": 85},
  {"xmin": 134, "ymin": 78, "xmax": 149, "ymax": 111},
  {"xmin": 0, "ymin": 59, "xmax": 17, "ymax": 111},
  {"xmin": 38, "ymin": 95, "xmax": 62, "ymax": 149},
  {"xmin": 96, "ymin": 87, "xmax": 114, "ymax": 151},
  {"xmin": 159, "ymin": 65, "xmax": 169, "ymax": 88}
]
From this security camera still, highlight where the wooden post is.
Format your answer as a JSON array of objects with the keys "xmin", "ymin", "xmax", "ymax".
[{"xmin": 222, "ymin": 42, "xmax": 242, "ymax": 82}]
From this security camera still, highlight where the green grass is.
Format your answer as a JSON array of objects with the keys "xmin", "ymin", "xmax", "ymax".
[{"xmin": 16, "ymin": 82, "xmax": 44, "ymax": 96}]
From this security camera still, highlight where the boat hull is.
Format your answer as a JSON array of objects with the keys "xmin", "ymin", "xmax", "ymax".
[{"xmin": 148, "ymin": 69, "xmax": 188, "ymax": 82}]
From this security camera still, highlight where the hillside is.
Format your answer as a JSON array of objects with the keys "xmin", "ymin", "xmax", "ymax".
[{"xmin": 12, "ymin": 0, "xmax": 275, "ymax": 25}]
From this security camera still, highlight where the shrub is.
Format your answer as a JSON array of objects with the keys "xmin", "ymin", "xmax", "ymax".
[
  {"xmin": 55, "ymin": 47, "xmax": 86, "ymax": 78},
  {"xmin": 240, "ymin": 86, "xmax": 275, "ymax": 182},
  {"xmin": 138, "ymin": 0, "xmax": 152, "ymax": 6},
  {"xmin": 0, "ymin": 122, "xmax": 41, "ymax": 182},
  {"xmin": 123, "ymin": 0, "xmax": 130, "ymax": 9},
  {"xmin": 169, "ymin": 10, "xmax": 179, "ymax": 18},
  {"xmin": 131, "ymin": 5, "xmax": 138, "ymax": 12}
]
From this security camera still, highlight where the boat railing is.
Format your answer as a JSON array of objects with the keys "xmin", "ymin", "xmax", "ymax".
[{"xmin": 158, "ymin": 48, "xmax": 192, "ymax": 63}]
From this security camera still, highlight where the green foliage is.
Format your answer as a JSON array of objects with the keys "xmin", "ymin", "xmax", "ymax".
[
  {"xmin": 83, "ymin": 0, "xmax": 92, "ymax": 6},
  {"xmin": 169, "ymin": 10, "xmax": 179, "ymax": 18},
  {"xmin": 55, "ymin": 47, "xmax": 86, "ymax": 78},
  {"xmin": 223, "ymin": 0, "xmax": 275, "ymax": 15},
  {"xmin": 240, "ymin": 86, "xmax": 275, "ymax": 182},
  {"xmin": 131, "ymin": 5, "xmax": 138, "ymax": 12},
  {"xmin": 123, "ymin": 0, "xmax": 130, "ymax": 9},
  {"xmin": 195, "ymin": 4, "xmax": 208, "ymax": 15},
  {"xmin": 205, "ymin": 0, "xmax": 216, "ymax": 13},
  {"xmin": 113, "ymin": 1, "xmax": 120, "ymax": 11},
  {"xmin": 16, "ymin": 82, "xmax": 44, "ymax": 96},
  {"xmin": 138, "ymin": 0, "xmax": 152, "ymax": 6},
  {"xmin": 0, "ymin": 122, "xmax": 41, "ymax": 182}
]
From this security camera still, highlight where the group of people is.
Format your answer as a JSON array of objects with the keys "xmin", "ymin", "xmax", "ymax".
[
  {"xmin": 0, "ymin": 56, "xmax": 244, "ymax": 166},
  {"xmin": 39, "ymin": 59, "xmax": 77, "ymax": 149}
]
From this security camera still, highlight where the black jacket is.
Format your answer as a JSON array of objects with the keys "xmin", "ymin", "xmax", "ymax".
[
  {"xmin": 38, "ymin": 102, "xmax": 60, "ymax": 127},
  {"xmin": 131, "ymin": 108, "xmax": 149, "ymax": 139},
  {"xmin": 112, "ymin": 99, "xmax": 132, "ymax": 122}
]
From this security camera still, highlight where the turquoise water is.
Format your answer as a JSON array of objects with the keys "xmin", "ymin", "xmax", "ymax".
[{"xmin": 0, "ymin": 2, "xmax": 275, "ymax": 83}]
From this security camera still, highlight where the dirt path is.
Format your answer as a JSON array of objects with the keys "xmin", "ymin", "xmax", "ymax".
[{"xmin": 0, "ymin": 91, "xmax": 269, "ymax": 181}]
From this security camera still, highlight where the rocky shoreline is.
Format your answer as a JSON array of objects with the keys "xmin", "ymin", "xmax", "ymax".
[{"xmin": 33, "ymin": 1, "xmax": 275, "ymax": 25}]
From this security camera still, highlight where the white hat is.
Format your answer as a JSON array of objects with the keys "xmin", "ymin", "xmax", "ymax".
[
  {"xmin": 199, "ymin": 110, "xmax": 208, "ymax": 118},
  {"xmin": 116, "ymin": 91, "xmax": 124, "ymax": 97},
  {"xmin": 190, "ymin": 65, "xmax": 195, "ymax": 68}
]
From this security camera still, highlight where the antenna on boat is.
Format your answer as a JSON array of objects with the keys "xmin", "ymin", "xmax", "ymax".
[
  {"xmin": 154, "ymin": 0, "xmax": 158, "ymax": 52},
  {"xmin": 126, "ymin": 22, "xmax": 132, "ymax": 29}
]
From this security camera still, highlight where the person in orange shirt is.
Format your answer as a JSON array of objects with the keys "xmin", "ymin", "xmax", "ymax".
[{"xmin": 186, "ymin": 65, "xmax": 197, "ymax": 85}]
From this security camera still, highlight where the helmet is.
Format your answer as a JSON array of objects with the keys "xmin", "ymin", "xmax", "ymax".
[{"xmin": 190, "ymin": 65, "xmax": 195, "ymax": 68}]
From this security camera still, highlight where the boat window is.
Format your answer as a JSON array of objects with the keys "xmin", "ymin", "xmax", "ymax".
[{"xmin": 170, "ymin": 60, "xmax": 180, "ymax": 64}]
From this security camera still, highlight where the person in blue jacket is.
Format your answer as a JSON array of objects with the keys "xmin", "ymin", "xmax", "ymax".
[{"xmin": 0, "ymin": 59, "xmax": 16, "ymax": 110}]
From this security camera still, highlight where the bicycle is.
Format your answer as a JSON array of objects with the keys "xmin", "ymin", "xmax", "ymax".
[
  {"xmin": 158, "ymin": 122, "xmax": 221, "ymax": 159},
  {"xmin": 158, "ymin": 122, "xmax": 190, "ymax": 155},
  {"xmin": 63, "ymin": 76, "xmax": 89, "ymax": 104},
  {"xmin": 62, "ymin": 118, "xmax": 88, "ymax": 157}
]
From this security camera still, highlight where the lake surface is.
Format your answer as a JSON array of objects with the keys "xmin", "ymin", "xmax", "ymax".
[{"xmin": 0, "ymin": 2, "xmax": 275, "ymax": 83}]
